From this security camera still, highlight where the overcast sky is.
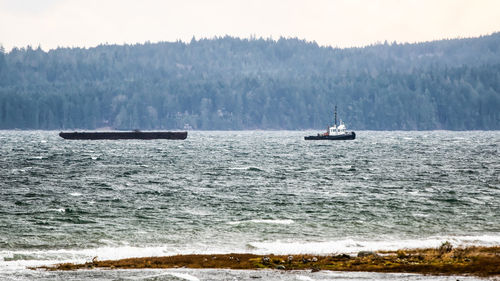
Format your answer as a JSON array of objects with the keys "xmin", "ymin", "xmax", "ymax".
[{"xmin": 1, "ymin": 0, "xmax": 500, "ymax": 51}]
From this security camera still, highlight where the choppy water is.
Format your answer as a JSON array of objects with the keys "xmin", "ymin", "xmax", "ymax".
[{"xmin": 0, "ymin": 130, "xmax": 499, "ymax": 280}]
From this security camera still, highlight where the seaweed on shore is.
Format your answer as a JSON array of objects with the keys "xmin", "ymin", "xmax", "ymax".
[{"xmin": 34, "ymin": 245, "xmax": 500, "ymax": 277}]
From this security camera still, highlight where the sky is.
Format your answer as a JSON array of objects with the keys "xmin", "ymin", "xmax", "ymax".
[{"xmin": 1, "ymin": 0, "xmax": 500, "ymax": 51}]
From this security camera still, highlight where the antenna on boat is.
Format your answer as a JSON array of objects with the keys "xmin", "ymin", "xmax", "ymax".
[{"xmin": 334, "ymin": 105, "xmax": 337, "ymax": 128}]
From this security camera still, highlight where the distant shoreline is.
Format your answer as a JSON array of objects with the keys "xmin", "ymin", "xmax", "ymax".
[{"xmin": 36, "ymin": 245, "xmax": 500, "ymax": 277}]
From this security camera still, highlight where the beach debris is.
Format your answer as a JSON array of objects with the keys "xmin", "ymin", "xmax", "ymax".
[
  {"xmin": 357, "ymin": 251, "xmax": 377, "ymax": 257},
  {"xmin": 275, "ymin": 265, "xmax": 286, "ymax": 270},
  {"xmin": 439, "ymin": 241, "xmax": 453, "ymax": 255},
  {"xmin": 397, "ymin": 250, "xmax": 407, "ymax": 259},
  {"xmin": 261, "ymin": 256, "xmax": 270, "ymax": 265},
  {"xmin": 334, "ymin": 254, "xmax": 351, "ymax": 260}
]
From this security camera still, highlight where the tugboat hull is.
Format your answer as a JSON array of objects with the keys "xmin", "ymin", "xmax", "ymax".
[
  {"xmin": 59, "ymin": 131, "xmax": 187, "ymax": 140},
  {"xmin": 304, "ymin": 132, "xmax": 355, "ymax": 140}
]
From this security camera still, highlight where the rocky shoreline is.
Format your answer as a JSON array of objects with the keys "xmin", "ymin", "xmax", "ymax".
[{"xmin": 36, "ymin": 244, "xmax": 500, "ymax": 277}]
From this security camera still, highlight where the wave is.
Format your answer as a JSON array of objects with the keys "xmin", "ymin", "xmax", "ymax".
[
  {"xmin": 227, "ymin": 219, "xmax": 294, "ymax": 225},
  {"xmin": 168, "ymin": 272, "xmax": 200, "ymax": 281},
  {"xmin": 229, "ymin": 166, "xmax": 265, "ymax": 172},
  {"xmin": 0, "ymin": 245, "xmax": 176, "ymax": 271},
  {"xmin": 133, "ymin": 271, "xmax": 200, "ymax": 281},
  {"xmin": 0, "ymin": 243, "xmax": 250, "ymax": 271},
  {"xmin": 248, "ymin": 234, "xmax": 500, "ymax": 255},
  {"xmin": 2, "ymin": 234, "xmax": 499, "ymax": 271}
]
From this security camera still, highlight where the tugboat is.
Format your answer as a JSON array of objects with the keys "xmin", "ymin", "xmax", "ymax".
[{"xmin": 305, "ymin": 106, "xmax": 355, "ymax": 140}]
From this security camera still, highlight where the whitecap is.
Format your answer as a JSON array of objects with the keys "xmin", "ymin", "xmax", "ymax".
[
  {"xmin": 296, "ymin": 275, "xmax": 314, "ymax": 281},
  {"xmin": 168, "ymin": 272, "xmax": 200, "ymax": 281},
  {"xmin": 412, "ymin": 213, "xmax": 429, "ymax": 217},
  {"xmin": 227, "ymin": 219, "xmax": 294, "ymax": 225},
  {"xmin": 229, "ymin": 166, "xmax": 265, "ymax": 172},
  {"xmin": 247, "ymin": 235, "xmax": 500, "ymax": 255},
  {"xmin": 125, "ymin": 271, "xmax": 201, "ymax": 281},
  {"xmin": 0, "ymin": 245, "xmax": 173, "ymax": 271}
]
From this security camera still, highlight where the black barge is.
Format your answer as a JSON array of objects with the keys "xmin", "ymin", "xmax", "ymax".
[{"xmin": 59, "ymin": 131, "xmax": 187, "ymax": 140}]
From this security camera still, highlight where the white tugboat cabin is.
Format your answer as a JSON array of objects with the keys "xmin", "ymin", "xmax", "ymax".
[{"xmin": 329, "ymin": 120, "xmax": 347, "ymax": 136}]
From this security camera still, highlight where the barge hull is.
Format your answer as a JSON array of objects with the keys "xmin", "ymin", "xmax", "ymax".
[{"xmin": 59, "ymin": 131, "xmax": 187, "ymax": 140}]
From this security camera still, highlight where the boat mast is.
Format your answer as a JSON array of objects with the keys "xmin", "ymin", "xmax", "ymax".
[{"xmin": 334, "ymin": 105, "xmax": 338, "ymax": 128}]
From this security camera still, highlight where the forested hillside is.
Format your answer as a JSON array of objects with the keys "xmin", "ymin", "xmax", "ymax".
[{"xmin": 0, "ymin": 33, "xmax": 499, "ymax": 130}]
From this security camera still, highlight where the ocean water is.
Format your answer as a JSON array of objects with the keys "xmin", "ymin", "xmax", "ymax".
[{"xmin": 0, "ymin": 130, "xmax": 498, "ymax": 280}]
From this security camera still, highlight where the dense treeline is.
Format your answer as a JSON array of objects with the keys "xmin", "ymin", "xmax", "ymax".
[{"xmin": 0, "ymin": 33, "xmax": 499, "ymax": 130}]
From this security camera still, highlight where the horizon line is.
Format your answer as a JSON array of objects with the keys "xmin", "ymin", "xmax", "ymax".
[{"xmin": 2, "ymin": 31, "xmax": 499, "ymax": 53}]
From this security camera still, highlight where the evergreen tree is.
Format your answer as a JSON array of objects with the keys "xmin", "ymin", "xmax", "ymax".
[{"xmin": 0, "ymin": 34, "xmax": 499, "ymax": 130}]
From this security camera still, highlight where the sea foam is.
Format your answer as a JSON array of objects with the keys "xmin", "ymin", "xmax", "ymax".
[{"xmin": 248, "ymin": 234, "xmax": 500, "ymax": 255}]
